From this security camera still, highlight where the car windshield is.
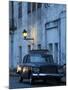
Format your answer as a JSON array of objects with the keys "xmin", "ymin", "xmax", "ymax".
[
  {"xmin": 30, "ymin": 54, "xmax": 54, "ymax": 64},
  {"xmin": 23, "ymin": 54, "xmax": 54, "ymax": 64}
]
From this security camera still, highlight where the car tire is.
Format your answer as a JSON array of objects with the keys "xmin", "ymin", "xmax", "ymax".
[
  {"xmin": 19, "ymin": 76, "xmax": 23, "ymax": 83},
  {"xmin": 29, "ymin": 77, "xmax": 32, "ymax": 84},
  {"xmin": 29, "ymin": 76, "xmax": 34, "ymax": 84},
  {"xmin": 56, "ymin": 78, "xmax": 61, "ymax": 84}
]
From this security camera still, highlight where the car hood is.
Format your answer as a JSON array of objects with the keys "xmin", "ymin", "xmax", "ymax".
[{"xmin": 20, "ymin": 63, "xmax": 59, "ymax": 73}]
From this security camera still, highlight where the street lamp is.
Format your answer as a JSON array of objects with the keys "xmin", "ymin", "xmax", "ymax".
[
  {"xmin": 22, "ymin": 29, "xmax": 34, "ymax": 40},
  {"xmin": 22, "ymin": 29, "xmax": 34, "ymax": 50},
  {"xmin": 22, "ymin": 29, "xmax": 27, "ymax": 39}
]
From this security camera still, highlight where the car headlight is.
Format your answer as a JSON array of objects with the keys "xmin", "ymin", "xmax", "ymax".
[
  {"xmin": 23, "ymin": 67, "xmax": 29, "ymax": 73},
  {"xmin": 17, "ymin": 65, "xmax": 22, "ymax": 72},
  {"xmin": 32, "ymin": 67, "xmax": 40, "ymax": 73},
  {"xmin": 58, "ymin": 67, "xmax": 63, "ymax": 73}
]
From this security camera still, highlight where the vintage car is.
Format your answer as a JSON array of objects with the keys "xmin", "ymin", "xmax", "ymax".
[
  {"xmin": 61, "ymin": 64, "xmax": 66, "ymax": 84},
  {"xmin": 17, "ymin": 50, "xmax": 64, "ymax": 83}
]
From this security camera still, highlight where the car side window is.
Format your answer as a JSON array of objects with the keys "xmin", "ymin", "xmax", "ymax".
[
  {"xmin": 27, "ymin": 55, "xmax": 30, "ymax": 63},
  {"xmin": 46, "ymin": 55, "xmax": 54, "ymax": 64},
  {"xmin": 42, "ymin": 55, "xmax": 54, "ymax": 64},
  {"xmin": 23, "ymin": 55, "xmax": 30, "ymax": 63},
  {"xmin": 23, "ymin": 55, "xmax": 27, "ymax": 63}
]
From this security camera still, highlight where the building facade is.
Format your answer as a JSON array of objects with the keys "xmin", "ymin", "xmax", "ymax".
[{"xmin": 9, "ymin": 1, "xmax": 66, "ymax": 69}]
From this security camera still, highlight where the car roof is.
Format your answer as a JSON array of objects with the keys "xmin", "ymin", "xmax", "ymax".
[{"xmin": 29, "ymin": 49, "xmax": 51, "ymax": 55}]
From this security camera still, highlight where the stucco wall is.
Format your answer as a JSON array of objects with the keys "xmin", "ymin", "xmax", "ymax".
[{"xmin": 9, "ymin": 2, "xmax": 66, "ymax": 68}]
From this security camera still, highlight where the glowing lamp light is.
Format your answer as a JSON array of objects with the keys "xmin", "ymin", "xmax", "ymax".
[
  {"xmin": 17, "ymin": 65, "xmax": 21, "ymax": 72},
  {"xmin": 22, "ymin": 29, "xmax": 27, "ymax": 39}
]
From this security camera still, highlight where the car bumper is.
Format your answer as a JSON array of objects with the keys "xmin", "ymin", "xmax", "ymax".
[{"xmin": 32, "ymin": 73, "xmax": 64, "ymax": 79}]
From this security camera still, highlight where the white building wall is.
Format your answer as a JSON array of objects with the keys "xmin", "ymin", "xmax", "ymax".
[
  {"xmin": 9, "ymin": 35, "xmax": 12, "ymax": 68},
  {"xmin": 9, "ymin": 2, "xmax": 28, "ymax": 68},
  {"xmin": 47, "ymin": 28, "xmax": 59, "ymax": 43},
  {"xmin": 60, "ymin": 11, "xmax": 66, "ymax": 64},
  {"xmin": 14, "ymin": 2, "xmax": 28, "ymax": 67},
  {"xmin": 9, "ymin": 2, "xmax": 66, "ymax": 68},
  {"xmin": 43, "ymin": 4, "xmax": 66, "ymax": 64}
]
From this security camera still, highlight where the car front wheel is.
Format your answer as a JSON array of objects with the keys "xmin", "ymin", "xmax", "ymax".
[
  {"xmin": 19, "ymin": 76, "xmax": 23, "ymax": 83},
  {"xmin": 29, "ymin": 76, "xmax": 34, "ymax": 84}
]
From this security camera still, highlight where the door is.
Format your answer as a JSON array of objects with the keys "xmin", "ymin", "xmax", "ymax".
[
  {"xmin": 19, "ymin": 46, "xmax": 22, "ymax": 64},
  {"xmin": 48, "ymin": 43, "xmax": 53, "ymax": 55},
  {"xmin": 54, "ymin": 43, "xmax": 58, "ymax": 64}
]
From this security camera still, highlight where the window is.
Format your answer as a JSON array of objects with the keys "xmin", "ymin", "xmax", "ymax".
[
  {"xmin": 32, "ymin": 3, "xmax": 36, "ymax": 11},
  {"xmin": 30, "ymin": 54, "xmax": 45, "ymax": 63},
  {"xmin": 18, "ymin": 2, "xmax": 22, "ymax": 18},
  {"xmin": 54, "ymin": 43, "xmax": 58, "ymax": 64},
  {"xmin": 44, "ymin": 3, "xmax": 50, "ymax": 8},
  {"xmin": 48, "ymin": 43, "xmax": 53, "ymax": 55},
  {"xmin": 27, "ymin": 2, "xmax": 36, "ymax": 14},
  {"xmin": 27, "ymin": 2, "xmax": 42, "ymax": 14},
  {"xmin": 30, "ymin": 54, "xmax": 54, "ymax": 64},
  {"xmin": 45, "ymin": 20, "xmax": 58, "ymax": 30},
  {"xmin": 23, "ymin": 55, "xmax": 30, "ymax": 63},
  {"xmin": 19, "ymin": 46, "xmax": 22, "ymax": 63},
  {"xmin": 37, "ymin": 3, "xmax": 42, "ymax": 8},
  {"xmin": 37, "ymin": 44, "xmax": 41, "ymax": 50},
  {"xmin": 28, "ymin": 45, "xmax": 31, "ymax": 52},
  {"xmin": 27, "ymin": 2, "xmax": 31, "ymax": 13}
]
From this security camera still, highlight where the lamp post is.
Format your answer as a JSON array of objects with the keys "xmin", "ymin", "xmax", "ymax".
[{"xmin": 22, "ymin": 29, "xmax": 34, "ymax": 49}]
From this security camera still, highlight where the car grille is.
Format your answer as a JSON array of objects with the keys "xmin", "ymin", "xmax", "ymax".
[{"xmin": 39, "ymin": 66, "xmax": 58, "ymax": 73}]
